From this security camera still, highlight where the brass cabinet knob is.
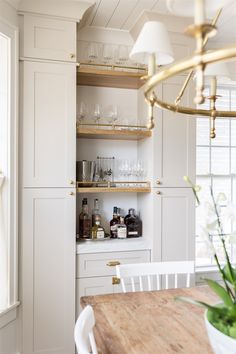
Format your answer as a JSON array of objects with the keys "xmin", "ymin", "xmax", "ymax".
[
  {"xmin": 69, "ymin": 180, "xmax": 75, "ymax": 185},
  {"xmin": 69, "ymin": 53, "xmax": 75, "ymax": 59},
  {"xmin": 112, "ymin": 276, "xmax": 121, "ymax": 285},
  {"xmin": 156, "ymin": 191, "xmax": 161, "ymax": 195},
  {"xmin": 69, "ymin": 191, "xmax": 75, "ymax": 196},
  {"xmin": 106, "ymin": 260, "xmax": 121, "ymax": 267},
  {"xmin": 156, "ymin": 179, "xmax": 161, "ymax": 185}
]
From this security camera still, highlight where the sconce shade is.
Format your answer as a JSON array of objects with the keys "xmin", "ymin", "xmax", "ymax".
[{"xmin": 130, "ymin": 21, "xmax": 174, "ymax": 65}]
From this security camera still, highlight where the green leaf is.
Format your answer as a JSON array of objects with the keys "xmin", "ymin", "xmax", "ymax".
[
  {"xmin": 205, "ymin": 279, "xmax": 234, "ymax": 307},
  {"xmin": 229, "ymin": 327, "xmax": 236, "ymax": 339},
  {"xmin": 176, "ymin": 296, "xmax": 221, "ymax": 311},
  {"xmin": 223, "ymin": 264, "xmax": 236, "ymax": 285}
]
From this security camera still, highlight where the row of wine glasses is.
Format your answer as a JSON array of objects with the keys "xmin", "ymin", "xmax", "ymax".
[
  {"xmin": 77, "ymin": 102, "xmax": 118, "ymax": 126},
  {"xmin": 78, "ymin": 41, "xmax": 145, "ymax": 68},
  {"xmin": 117, "ymin": 160, "xmax": 146, "ymax": 182}
]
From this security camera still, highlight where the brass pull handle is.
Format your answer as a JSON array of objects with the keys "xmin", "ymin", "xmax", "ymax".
[
  {"xmin": 156, "ymin": 179, "xmax": 161, "ymax": 185},
  {"xmin": 156, "ymin": 191, "xmax": 161, "ymax": 195},
  {"xmin": 69, "ymin": 191, "xmax": 75, "ymax": 196},
  {"xmin": 106, "ymin": 261, "xmax": 121, "ymax": 267},
  {"xmin": 69, "ymin": 53, "xmax": 75, "ymax": 59},
  {"xmin": 70, "ymin": 180, "xmax": 75, "ymax": 185},
  {"xmin": 112, "ymin": 276, "xmax": 120, "ymax": 285}
]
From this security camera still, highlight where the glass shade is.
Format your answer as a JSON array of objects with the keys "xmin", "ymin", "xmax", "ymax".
[
  {"xmin": 204, "ymin": 61, "xmax": 230, "ymax": 82},
  {"xmin": 129, "ymin": 21, "xmax": 174, "ymax": 65}
]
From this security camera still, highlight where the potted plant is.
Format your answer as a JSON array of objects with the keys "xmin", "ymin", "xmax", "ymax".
[{"xmin": 180, "ymin": 176, "xmax": 236, "ymax": 354}]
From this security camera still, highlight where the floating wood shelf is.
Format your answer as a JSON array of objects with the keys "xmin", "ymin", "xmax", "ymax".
[
  {"xmin": 77, "ymin": 67, "xmax": 145, "ymax": 89},
  {"xmin": 77, "ymin": 181, "xmax": 151, "ymax": 193},
  {"xmin": 77, "ymin": 126, "xmax": 152, "ymax": 140}
]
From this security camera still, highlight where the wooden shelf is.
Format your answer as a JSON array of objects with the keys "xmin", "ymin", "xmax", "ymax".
[
  {"xmin": 77, "ymin": 126, "xmax": 151, "ymax": 140},
  {"xmin": 77, "ymin": 186, "xmax": 151, "ymax": 193},
  {"xmin": 77, "ymin": 67, "xmax": 145, "ymax": 89},
  {"xmin": 77, "ymin": 181, "xmax": 151, "ymax": 193}
]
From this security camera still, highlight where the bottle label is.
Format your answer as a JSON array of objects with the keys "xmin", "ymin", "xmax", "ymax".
[
  {"xmin": 97, "ymin": 230, "xmax": 105, "ymax": 239},
  {"xmin": 128, "ymin": 231, "xmax": 138, "ymax": 235},
  {"xmin": 117, "ymin": 228, "xmax": 127, "ymax": 239}
]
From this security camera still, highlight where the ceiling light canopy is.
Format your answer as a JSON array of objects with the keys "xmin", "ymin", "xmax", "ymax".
[{"xmin": 167, "ymin": 0, "xmax": 231, "ymax": 18}]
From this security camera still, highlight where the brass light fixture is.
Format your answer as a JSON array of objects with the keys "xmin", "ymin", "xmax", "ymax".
[{"xmin": 130, "ymin": 0, "xmax": 236, "ymax": 138}]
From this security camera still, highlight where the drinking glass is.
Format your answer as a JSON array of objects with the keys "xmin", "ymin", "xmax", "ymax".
[
  {"xmin": 117, "ymin": 45, "xmax": 129, "ymax": 65},
  {"xmin": 87, "ymin": 42, "xmax": 99, "ymax": 62},
  {"xmin": 77, "ymin": 102, "xmax": 86, "ymax": 124},
  {"xmin": 93, "ymin": 103, "xmax": 101, "ymax": 125},
  {"xmin": 103, "ymin": 44, "xmax": 113, "ymax": 64},
  {"xmin": 107, "ymin": 105, "xmax": 118, "ymax": 128}
]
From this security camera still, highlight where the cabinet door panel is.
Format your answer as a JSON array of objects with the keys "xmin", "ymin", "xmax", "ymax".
[
  {"xmin": 153, "ymin": 76, "xmax": 196, "ymax": 187},
  {"xmin": 22, "ymin": 61, "xmax": 76, "ymax": 187},
  {"xmin": 153, "ymin": 188, "xmax": 195, "ymax": 263},
  {"xmin": 23, "ymin": 15, "xmax": 76, "ymax": 62},
  {"xmin": 21, "ymin": 188, "xmax": 75, "ymax": 354}
]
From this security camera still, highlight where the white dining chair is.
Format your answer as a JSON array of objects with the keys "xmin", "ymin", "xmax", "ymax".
[
  {"xmin": 74, "ymin": 305, "xmax": 98, "ymax": 354},
  {"xmin": 116, "ymin": 261, "xmax": 195, "ymax": 293}
]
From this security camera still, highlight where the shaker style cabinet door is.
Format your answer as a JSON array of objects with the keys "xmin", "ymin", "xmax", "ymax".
[
  {"xmin": 22, "ymin": 15, "xmax": 76, "ymax": 62},
  {"xmin": 21, "ymin": 61, "xmax": 76, "ymax": 187},
  {"xmin": 21, "ymin": 188, "xmax": 76, "ymax": 354},
  {"xmin": 153, "ymin": 188, "xmax": 195, "ymax": 263},
  {"xmin": 153, "ymin": 76, "xmax": 196, "ymax": 188}
]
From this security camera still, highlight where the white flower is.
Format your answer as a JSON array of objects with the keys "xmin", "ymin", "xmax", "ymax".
[
  {"xmin": 221, "ymin": 203, "xmax": 236, "ymax": 223},
  {"xmin": 216, "ymin": 192, "xmax": 227, "ymax": 204},
  {"xmin": 229, "ymin": 231, "xmax": 236, "ymax": 244},
  {"xmin": 197, "ymin": 202, "xmax": 218, "ymax": 231},
  {"xmin": 199, "ymin": 227, "xmax": 216, "ymax": 257}
]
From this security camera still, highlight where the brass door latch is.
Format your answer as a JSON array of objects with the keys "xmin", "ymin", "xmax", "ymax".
[
  {"xmin": 112, "ymin": 277, "xmax": 120, "ymax": 285},
  {"xmin": 106, "ymin": 260, "xmax": 120, "ymax": 267}
]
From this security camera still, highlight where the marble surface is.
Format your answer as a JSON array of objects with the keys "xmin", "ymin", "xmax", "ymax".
[{"xmin": 76, "ymin": 238, "xmax": 151, "ymax": 254}]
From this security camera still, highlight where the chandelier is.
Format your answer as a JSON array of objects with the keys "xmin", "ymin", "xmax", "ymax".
[{"xmin": 130, "ymin": 0, "xmax": 236, "ymax": 139}]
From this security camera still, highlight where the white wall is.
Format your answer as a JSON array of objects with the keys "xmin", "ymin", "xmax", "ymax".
[{"xmin": 0, "ymin": 0, "xmax": 18, "ymax": 27}]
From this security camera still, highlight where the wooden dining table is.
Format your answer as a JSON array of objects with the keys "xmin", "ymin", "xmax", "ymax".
[{"xmin": 81, "ymin": 286, "xmax": 218, "ymax": 354}]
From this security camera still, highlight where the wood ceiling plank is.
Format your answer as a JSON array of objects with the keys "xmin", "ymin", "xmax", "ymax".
[
  {"xmin": 91, "ymin": 0, "xmax": 120, "ymax": 27},
  {"xmin": 106, "ymin": 0, "xmax": 138, "ymax": 29},
  {"xmin": 122, "ymin": 0, "xmax": 157, "ymax": 30}
]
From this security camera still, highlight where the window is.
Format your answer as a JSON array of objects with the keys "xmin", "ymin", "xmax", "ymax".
[
  {"xmin": 0, "ymin": 21, "xmax": 18, "ymax": 311},
  {"xmin": 196, "ymin": 86, "xmax": 236, "ymax": 267}
]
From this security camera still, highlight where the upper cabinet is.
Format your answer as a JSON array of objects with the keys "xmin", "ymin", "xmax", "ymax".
[
  {"xmin": 153, "ymin": 75, "xmax": 196, "ymax": 187},
  {"xmin": 21, "ymin": 60, "xmax": 76, "ymax": 188},
  {"xmin": 21, "ymin": 15, "xmax": 76, "ymax": 62}
]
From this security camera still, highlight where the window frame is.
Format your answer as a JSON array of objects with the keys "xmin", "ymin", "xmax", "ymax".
[
  {"xmin": 0, "ymin": 18, "xmax": 19, "ymax": 319},
  {"xmin": 196, "ymin": 84, "xmax": 236, "ymax": 268}
]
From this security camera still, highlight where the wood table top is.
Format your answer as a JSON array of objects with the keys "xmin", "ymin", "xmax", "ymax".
[{"xmin": 81, "ymin": 286, "xmax": 218, "ymax": 354}]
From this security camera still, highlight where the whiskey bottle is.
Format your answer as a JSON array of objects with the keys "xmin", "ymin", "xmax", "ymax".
[
  {"xmin": 117, "ymin": 217, "xmax": 127, "ymax": 239},
  {"xmin": 124, "ymin": 208, "xmax": 142, "ymax": 238},
  {"xmin": 79, "ymin": 198, "xmax": 91, "ymax": 238},
  {"xmin": 92, "ymin": 198, "xmax": 101, "ymax": 226},
  {"xmin": 91, "ymin": 218, "xmax": 105, "ymax": 239},
  {"xmin": 110, "ymin": 206, "xmax": 119, "ymax": 238}
]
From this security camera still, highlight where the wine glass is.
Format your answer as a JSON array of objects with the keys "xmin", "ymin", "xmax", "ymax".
[
  {"xmin": 77, "ymin": 102, "xmax": 86, "ymax": 125},
  {"xmin": 87, "ymin": 42, "xmax": 99, "ymax": 62},
  {"xmin": 117, "ymin": 45, "xmax": 129, "ymax": 66},
  {"xmin": 103, "ymin": 44, "xmax": 113, "ymax": 65},
  {"xmin": 107, "ymin": 105, "xmax": 118, "ymax": 128},
  {"xmin": 93, "ymin": 104, "xmax": 101, "ymax": 125}
]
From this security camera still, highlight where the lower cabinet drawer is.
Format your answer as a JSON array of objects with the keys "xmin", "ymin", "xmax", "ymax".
[
  {"xmin": 76, "ymin": 277, "xmax": 114, "ymax": 313},
  {"xmin": 77, "ymin": 250, "xmax": 151, "ymax": 278}
]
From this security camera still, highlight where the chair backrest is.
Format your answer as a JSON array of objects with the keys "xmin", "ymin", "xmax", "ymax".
[
  {"xmin": 116, "ymin": 261, "xmax": 195, "ymax": 293},
  {"xmin": 74, "ymin": 305, "xmax": 98, "ymax": 354}
]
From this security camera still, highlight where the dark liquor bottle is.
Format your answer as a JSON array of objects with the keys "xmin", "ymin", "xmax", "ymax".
[
  {"xmin": 92, "ymin": 198, "xmax": 101, "ymax": 227},
  {"xmin": 79, "ymin": 198, "xmax": 91, "ymax": 238},
  {"xmin": 110, "ymin": 206, "xmax": 119, "ymax": 238},
  {"xmin": 124, "ymin": 208, "xmax": 142, "ymax": 238}
]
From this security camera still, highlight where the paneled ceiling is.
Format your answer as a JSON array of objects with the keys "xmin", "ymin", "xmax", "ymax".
[{"xmin": 83, "ymin": 0, "xmax": 236, "ymax": 42}]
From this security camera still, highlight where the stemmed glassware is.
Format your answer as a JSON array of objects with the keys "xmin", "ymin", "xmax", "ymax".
[
  {"xmin": 93, "ymin": 103, "xmax": 101, "ymax": 125},
  {"xmin": 107, "ymin": 105, "xmax": 118, "ymax": 128},
  {"xmin": 103, "ymin": 44, "xmax": 113, "ymax": 65},
  {"xmin": 87, "ymin": 42, "xmax": 99, "ymax": 62},
  {"xmin": 77, "ymin": 102, "xmax": 86, "ymax": 125}
]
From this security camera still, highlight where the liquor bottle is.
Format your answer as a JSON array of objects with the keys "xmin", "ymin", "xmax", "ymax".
[
  {"xmin": 117, "ymin": 217, "xmax": 127, "ymax": 239},
  {"xmin": 110, "ymin": 206, "xmax": 119, "ymax": 238},
  {"xmin": 79, "ymin": 198, "xmax": 91, "ymax": 238},
  {"xmin": 117, "ymin": 207, "xmax": 121, "ymax": 222},
  {"xmin": 91, "ymin": 217, "xmax": 105, "ymax": 239},
  {"xmin": 124, "ymin": 208, "xmax": 142, "ymax": 238},
  {"xmin": 92, "ymin": 198, "xmax": 101, "ymax": 226}
]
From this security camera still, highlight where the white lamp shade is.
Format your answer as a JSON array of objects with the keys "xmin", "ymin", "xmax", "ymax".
[
  {"xmin": 167, "ymin": 0, "xmax": 231, "ymax": 18},
  {"xmin": 204, "ymin": 61, "xmax": 230, "ymax": 82},
  {"xmin": 130, "ymin": 21, "xmax": 174, "ymax": 65}
]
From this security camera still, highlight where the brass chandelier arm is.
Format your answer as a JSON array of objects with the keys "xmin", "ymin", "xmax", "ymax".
[
  {"xmin": 174, "ymin": 8, "xmax": 223, "ymax": 105},
  {"xmin": 152, "ymin": 94, "xmax": 236, "ymax": 118},
  {"xmin": 144, "ymin": 46, "xmax": 236, "ymax": 98}
]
